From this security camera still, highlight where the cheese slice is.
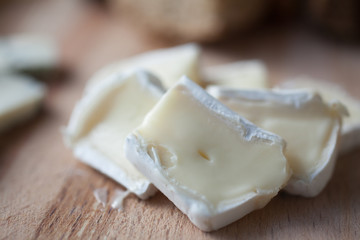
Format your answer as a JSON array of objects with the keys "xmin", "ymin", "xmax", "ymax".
[
  {"xmin": 63, "ymin": 70, "xmax": 165, "ymax": 199},
  {"xmin": 277, "ymin": 78, "xmax": 360, "ymax": 154},
  {"xmin": 86, "ymin": 44, "xmax": 201, "ymax": 91},
  {"xmin": 0, "ymin": 74, "xmax": 45, "ymax": 132},
  {"xmin": 208, "ymin": 87, "xmax": 346, "ymax": 197},
  {"xmin": 203, "ymin": 60, "xmax": 268, "ymax": 89},
  {"xmin": 0, "ymin": 35, "xmax": 57, "ymax": 73},
  {"xmin": 125, "ymin": 77, "xmax": 290, "ymax": 231}
]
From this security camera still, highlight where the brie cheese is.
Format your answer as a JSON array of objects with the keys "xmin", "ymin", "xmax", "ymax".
[
  {"xmin": 277, "ymin": 78, "xmax": 360, "ymax": 154},
  {"xmin": 0, "ymin": 35, "xmax": 57, "ymax": 73},
  {"xmin": 0, "ymin": 74, "xmax": 45, "ymax": 132},
  {"xmin": 125, "ymin": 77, "xmax": 290, "ymax": 231},
  {"xmin": 63, "ymin": 70, "xmax": 165, "ymax": 199},
  {"xmin": 87, "ymin": 44, "xmax": 201, "ymax": 90},
  {"xmin": 203, "ymin": 60, "xmax": 268, "ymax": 89},
  {"xmin": 208, "ymin": 87, "xmax": 346, "ymax": 197}
]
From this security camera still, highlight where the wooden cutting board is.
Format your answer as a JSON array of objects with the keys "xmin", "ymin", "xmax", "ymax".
[{"xmin": 1, "ymin": 0, "xmax": 359, "ymax": 239}]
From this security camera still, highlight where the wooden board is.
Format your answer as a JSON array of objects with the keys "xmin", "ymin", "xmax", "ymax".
[{"xmin": 1, "ymin": 0, "xmax": 360, "ymax": 239}]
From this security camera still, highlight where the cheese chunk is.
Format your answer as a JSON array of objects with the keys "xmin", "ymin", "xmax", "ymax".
[
  {"xmin": 277, "ymin": 78, "xmax": 360, "ymax": 154},
  {"xmin": 63, "ymin": 70, "xmax": 165, "ymax": 199},
  {"xmin": 125, "ymin": 77, "xmax": 290, "ymax": 231},
  {"xmin": 208, "ymin": 87, "xmax": 345, "ymax": 197},
  {"xmin": 0, "ymin": 74, "xmax": 45, "ymax": 132},
  {"xmin": 87, "ymin": 44, "xmax": 201, "ymax": 90},
  {"xmin": 203, "ymin": 60, "xmax": 268, "ymax": 89},
  {"xmin": 0, "ymin": 35, "xmax": 57, "ymax": 73}
]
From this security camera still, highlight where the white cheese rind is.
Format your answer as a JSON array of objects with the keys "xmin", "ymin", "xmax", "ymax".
[
  {"xmin": 73, "ymin": 139, "xmax": 157, "ymax": 198},
  {"xmin": 203, "ymin": 60, "xmax": 268, "ymax": 89},
  {"xmin": 208, "ymin": 87, "xmax": 345, "ymax": 197},
  {"xmin": 0, "ymin": 35, "xmax": 57, "ymax": 73},
  {"xmin": 86, "ymin": 44, "xmax": 201, "ymax": 91},
  {"xmin": 0, "ymin": 74, "xmax": 45, "ymax": 132},
  {"xmin": 277, "ymin": 78, "xmax": 360, "ymax": 154},
  {"xmin": 125, "ymin": 77, "xmax": 290, "ymax": 231},
  {"xmin": 63, "ymin": 70, "xmax": 164, "ymax": 199}
]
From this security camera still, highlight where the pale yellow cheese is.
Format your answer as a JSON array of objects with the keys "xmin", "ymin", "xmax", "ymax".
[
  {"xmin": 227, "ymin": 103, "xmax": 333, "ymax": 178},
  {"xmin": 87, "ymin": 44, "xmax": 201, "ymax": 90},
  {"xmin": 125, "ymin": 77, "xmax": 290, "ymax": 231},
  {"xmin": 208, "ymin": 87, "xmax": 344, "ymax": 196},
  {"xmin": 277, "ymin": 78, "xmax": 360, "ymax": 153},
  {"xmin": 86, "ymin": 77, "xmax": 159, "ymax": 180},
  {"xmin": 64, "ymin": 70, "xmax": 164, "ymax": 198},
  {"xmin": 137, "ymin": 88, "xmax": 287, "ymax": 207},
  {"xmin": 203, "ymin": 60, "xmax": 268, "ymax": 89}
]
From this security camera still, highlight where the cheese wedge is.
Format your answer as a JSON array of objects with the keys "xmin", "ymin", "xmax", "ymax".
[
  {"xmin": 208, "ymin": 87, "xmax": 346, "ymax": 197},
  {"xmin": 63, "ymin": 70, "xmax": 165, "ymax": 199},
  {"xmin": 277, "ymin": 78, "xmax": 360, "ymax": 154},
  {"xmin": 86, "ymin": 44, "xmax": 201, "ymax": 91},
  {"xmin": 125, "ymin": 77, "xmax": 290, "ymax": 231},
  {"xmin": 0, "ymin": 74, "xmax": 45, "ymax": 132},
  {"xmin": 0, "ymin": 35, "xmax": 57, "ymax": 73},
  {"xmin": 203, "ymin": 60, "xmax": 268, "ymax": 89}
]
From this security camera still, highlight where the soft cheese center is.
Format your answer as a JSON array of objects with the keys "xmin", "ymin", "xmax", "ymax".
[
  {"xmin": 136, "ymin": 87, "xmax": 288, "ymax": 208},
  {"xmin": 78, "ymin": 76, "xmax": 160, "ymax": 182},
  {"xmin": 280, "ymin": 80, "xmax": 360, "ymax": 133},
  {"xmin": 221, "ymin": 99, "xmax": 334, "ymax": 180},
  {"xmin": 87, "ymin": 44, "xmax": 200, "ymax": 90}
]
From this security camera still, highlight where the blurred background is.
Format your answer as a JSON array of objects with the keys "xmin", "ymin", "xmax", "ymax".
[
  {"xmin": 1, "ymin": 0, "xmax": 359, "ymax": 86},
  {"xmin": 1, "ymin": 0, "xmax": 359, "ymax": 121}
]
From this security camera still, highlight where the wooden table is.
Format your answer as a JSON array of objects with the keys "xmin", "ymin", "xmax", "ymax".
[{"xmin": 1, "ymin": 0, "xmax": 359, "ymax": 239}]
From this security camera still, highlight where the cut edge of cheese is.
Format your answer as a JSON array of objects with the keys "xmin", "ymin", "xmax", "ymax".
[
  {"xmin": 125, "ymin": 76, "xmax": 291, "ymax": 231},
  {"xmin": 276, "ymin": 78, "xmax": 360, "ymax": 154},
  {"xmin": 63, "ymin": 69, "xmax": 164, "ymax": 199},
  {"xmin": 0, "ymin": 74, "xmax": 46, "ymax": 132},
  {"xmin": 203, "ymin": 60, "xmax": 268, "ymax": 89},
  {"xmin": 208, "ymin": 86, "xmax": 346, "ymax": 197},
  {"xmin": 72, "ymin": 138, "xmax": 158, "ymax": 199},
  {"xmin": 85, "ymin": 43, "xmax": 201, "ymax": 91}
]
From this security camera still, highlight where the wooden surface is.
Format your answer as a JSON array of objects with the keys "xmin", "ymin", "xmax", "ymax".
[{"xmin": 1, "ymin": 0, "xmax": 360, "ymax": 239}]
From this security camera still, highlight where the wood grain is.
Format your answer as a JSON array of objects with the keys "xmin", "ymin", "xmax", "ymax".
[{"xmin": 0, "ymin": 0, "xmax": 359, "ymax": 239}]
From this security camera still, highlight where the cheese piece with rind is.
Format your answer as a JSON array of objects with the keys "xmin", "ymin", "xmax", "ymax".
[
  {"xmin": 208, "ymin": 86, "xmax": 346, "ymax": 197},
  {"xmin": 63, "ymin": 70, "xmax": 165, "ymax": 199},
  {"xmin": 125, "ymin": 77, "xmax": 290, "ymax": 231},
  {"xmin": 86, "ymin": 44, "xmax": 201, "ymax": 91},
  {"xmin": 203, "ymin": 60, "xmax": 268, "ymax": 89},
  {"xmin": 277, "ymin": 78, "xmax": 360, "ymax": 154}
]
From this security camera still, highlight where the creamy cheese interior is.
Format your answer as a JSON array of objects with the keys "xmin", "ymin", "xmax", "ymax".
[
  {"xmin": 204, "ymin": 61, "xmax": 268, "ymax": 89},
  {"xmin": 135, "ymin": 85, "xmax": 289, "ymax": 209},
  {"xmin": 0, "ymin": 75, "xmax": 45, "ymax": 131},
  {"xmin": 75, "ymin": 76, "xmax": 161, "ymax": 183},
  {"xmin": 218, "ymin": 96, "xmax": 335, "ymax": 180},
  {"xmin": 279, "ymin": 79, "xmax": 360, "ymax": 134},
  {"xmin": 88, "ymin": 44, "xmax": 200, "ymax": 90}
]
